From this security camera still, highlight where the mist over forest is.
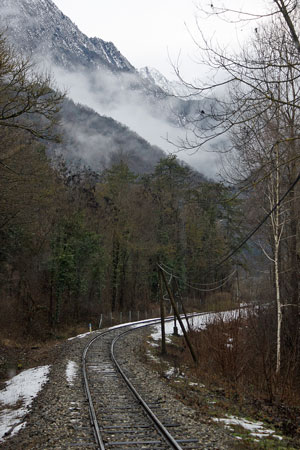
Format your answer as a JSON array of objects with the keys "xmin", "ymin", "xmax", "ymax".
[{"xmin": 0, "ymin": 0, "xmax": 220, "ymax": 178}]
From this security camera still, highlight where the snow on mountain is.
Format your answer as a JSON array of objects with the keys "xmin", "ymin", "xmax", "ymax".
[
  {"xmin": 0, "ymin": 0, "xmax": 134, "ymax": 72},
  {"xmin": 0, "ymin": 0, "xmax": 187, "ymax": 100},
  {"xmin": 0, "ymin": 0, "xmax": 177, "ymax": 101},
  {"xmin": 139, "ymin": 66, "xmax": 187, "ymax": 96},
  {"xmin": 0, "ymin": 0, "xmax": 213, "ymax": 176}
]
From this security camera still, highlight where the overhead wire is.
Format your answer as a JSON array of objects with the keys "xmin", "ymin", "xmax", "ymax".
[
  {"xmin": 181, "ymin": 269, "xmax": 236, "ymax": 292},
  {"xmin": 157, "ymin": 263, "xmax": 236, "ymax": 292},
  {"xmin": 212, "ymin": 170, "xmax": 300, "ymax": 272},
  {"xmin": 159, "ymin": 261, "xmax": 237, "ymax": 286},
  {"xmin": 158, "ymin": 170, "xmax": 300, "ymax": 292}
]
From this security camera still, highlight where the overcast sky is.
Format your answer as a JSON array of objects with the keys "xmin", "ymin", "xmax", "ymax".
[{"xmin": 52, "ymin": 0, "xmax": 266, "ymax": 82}]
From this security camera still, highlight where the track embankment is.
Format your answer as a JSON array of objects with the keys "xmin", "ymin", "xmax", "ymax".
[{"xmin": 0, "ymin": 322, "xmax": 234, "ymax": 449}]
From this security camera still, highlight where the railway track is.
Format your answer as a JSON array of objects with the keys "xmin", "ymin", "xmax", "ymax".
[{"xmin": 83, "ymin": 319, "xmax": 201, "ymax": 450}]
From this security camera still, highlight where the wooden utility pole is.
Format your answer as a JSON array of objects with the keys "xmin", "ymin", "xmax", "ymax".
[
  {"xmin": 159, "ymin": 271, "xmax": 166, "ymax": 355},
  {"xmin": 172, "ymin": 277, "xmax": 179, "ymax": 336},
  {"xmin": 159, "ymin": 266, "xmax": 197, "ymax": 363},
  {"xmin": 236, "ymin": 268, "xmax": 240, "ymax": 304},
  {"xmin": 174, "ymin": 278, "xmax": 192, "ymax": 332}
]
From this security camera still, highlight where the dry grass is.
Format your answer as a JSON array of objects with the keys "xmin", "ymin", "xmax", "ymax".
[{"xmin": 161, "ymin": 307, "xmax": 300, "ymax": 446}]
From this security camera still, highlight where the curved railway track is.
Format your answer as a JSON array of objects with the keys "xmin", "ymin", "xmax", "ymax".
[{"xmin": 83, "ymin": 319, "xmax": 201, "ymax": 450}]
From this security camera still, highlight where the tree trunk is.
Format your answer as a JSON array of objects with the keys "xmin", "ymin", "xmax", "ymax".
[{"xmin": 111, "ymin": 236, "xmax": 120, "ymax": 312}]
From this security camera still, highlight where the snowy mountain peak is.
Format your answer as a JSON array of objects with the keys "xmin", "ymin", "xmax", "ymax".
[
  {"xmin": 0, "ymin": 0, "xmax": 134, "ymax": 73},
  {"xmin": 139, "ymin": 66, "xmax": 184, "ymax": 96}
]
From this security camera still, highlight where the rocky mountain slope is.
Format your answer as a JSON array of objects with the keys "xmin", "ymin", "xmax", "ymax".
[
  {"xmin": 140, "ymin": 66, "xmax": 187, "ymax": 96},
  {"xmin": 0, "ymin": 0, "xmax": 134, "ymax": 72},
  {"xmin": 53, "ymin": 99, "xmax": 166, "ymax": 174},
  {"xmin": 0, "ymin": 0, "xmax": 206, "ymax": 175}
]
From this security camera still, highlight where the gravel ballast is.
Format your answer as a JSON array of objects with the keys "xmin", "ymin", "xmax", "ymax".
[{"xmin": 0, "ymin": 326, "xmax": 236, "ymax": 449}]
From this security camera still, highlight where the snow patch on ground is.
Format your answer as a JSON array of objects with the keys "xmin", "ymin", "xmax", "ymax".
[
  {"xmin": 165, "ymin": 367, "xmax": 176, "ymax": 378},
  {"xmin": 109, "ymin": 317, "xmax": 162, "ymax": 330},
  {"xmin": 212, "ymin": 415, "xmax": 282, "ymax": 440},
  {"xmin": 146, "ymin": 350, "xmax": 160, "ymax": 363},
  {"xmin": 0, "ymin": 365, "xmax": 50, "ymax": 442},
  {"xmin": 66, "ymin": 360, "xmax": 78, "ymax": 385},
  {"xmin": 147, "ymin": 340, "xmax": 159, "ymax": 347},
  {"xmin": 68, "ymin": 331, "xmax": 95, "ymax": 340},
  {"xmin": 68, "ymin": 310, "xmax": 244, "ymax": 341},
  {"xmin": 68, "ymin": 317, "xmax": 165, "ymax": 340},
  {"xmin": 150, "ymin": 310, "xmax": 246, "ymax": 341},
  {"xmin": 189, "ymin": 382, "xmax": 205, "ymax": 387}
]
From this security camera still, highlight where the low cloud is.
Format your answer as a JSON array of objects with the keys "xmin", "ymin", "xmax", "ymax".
[
  {"xmin": 51, "ymin": 64, "xmax": 221, "ymax": 177},
  {"xmin": 0, "ymin": 1, "xmax": 220, "ymax": 178}
]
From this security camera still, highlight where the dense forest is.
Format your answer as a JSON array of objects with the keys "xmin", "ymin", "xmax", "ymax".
[
  {"xmin": 0, "ymin": 32, "xmax": 241, "ymax": 339},
  {"xmin": 0, "ymin": 128, "xmax": 240, "ymax": 336}
]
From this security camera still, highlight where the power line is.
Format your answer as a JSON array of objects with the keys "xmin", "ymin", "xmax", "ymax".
[
  {"xmin": 159, "ymin": 170, "xmax": 300, "ymax": 284},
  {"xmin": 157, "ymin": 263, "xmax": 236, "ymax": 292},
  {"xmin": 160, "ymin": 261, "xmax": 236, "ymax": 286},
  {"xmin": 212, "ymin": 170, "xmax": 300, "ymax": 271},
  {"xmin": 158, "ymin": 170, "xmax": 300, "ymax": 291},
  {"xmin": 183, "ymin": 269, "xmax": 236, "ymax": 292}
]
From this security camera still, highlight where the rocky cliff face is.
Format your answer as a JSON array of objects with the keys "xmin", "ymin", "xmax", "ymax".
[
  {"xmin": 0, "ymin": 0, "xmax": 134, "ymax": 72},
  {"xmin": 139, "ymin": 66, "xmax": 185, "ymax": 96}
]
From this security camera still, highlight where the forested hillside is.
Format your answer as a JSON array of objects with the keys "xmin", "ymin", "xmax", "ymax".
[
  {"xmin": 0, "ymin": 33, "xmax": 240, "ymax": 339},
  {"xmin": 51, "ymin": 99, "xmax": 166, "ymax": 174}
]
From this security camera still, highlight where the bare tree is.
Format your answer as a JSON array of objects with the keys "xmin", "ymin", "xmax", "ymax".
[
  {"xmin": 175, "ymin": 1, "xmax": 300, "ymax": 158},
  {"xmin": 208, "ymin": 15, "xmax": 300, "ymax": 374},
  {"xmin": 0, "ymin": 33, "xmax": 65, "ymax": 141}
]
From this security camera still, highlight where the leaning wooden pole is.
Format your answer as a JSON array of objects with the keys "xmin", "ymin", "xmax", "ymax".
[
  {"xmin": 174, "ymin": 278, "xmax": 192, "ymax": 332},
  {"xmin": 159, "ymin": 266, "xmax": 197, "ymax": 363},
  {"xmin": 159, "ymin": 270, "xmax": 166, "ymax": 355}
]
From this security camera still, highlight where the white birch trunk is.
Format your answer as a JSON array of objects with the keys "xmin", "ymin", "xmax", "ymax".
[
  {"xmin": 273, "ymin": 144, "xmax": 283, "ymax": 374},
  {"xmin": 274, "ymin": 233, "xmax": 282, "ymax": 374}
]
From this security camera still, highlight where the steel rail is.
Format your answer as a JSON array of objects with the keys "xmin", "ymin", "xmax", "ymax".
[
  {"xmin": 111, "ymin": 325, "xmax": 184, "ymax": 450},
  {"xmin": 82, "ymin": 317, "xmax": 167, "ymax": 450},
  {"xmin": 82, "ymin": 313, "xmax": 208, "ymax": 449},
  {"xmin": 82, "ymin": 330, "xmax": 108, "ymax": 450}
]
